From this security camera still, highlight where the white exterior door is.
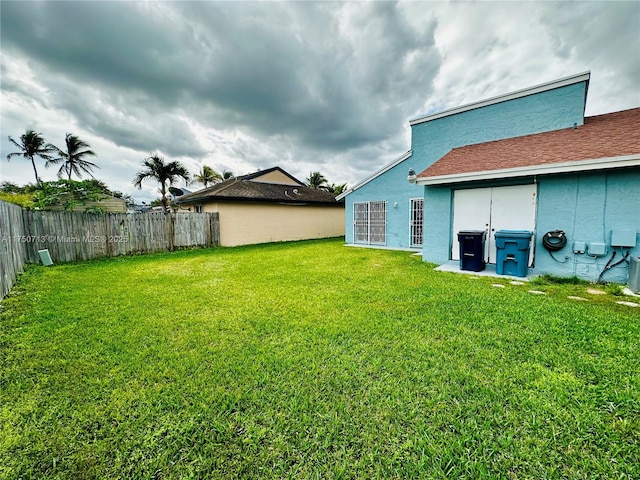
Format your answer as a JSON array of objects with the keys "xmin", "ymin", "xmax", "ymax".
[
  {"xmin": 451, "ymin": 184, "xmax": 537, "ymax": 264},
  {"xmin": 451, "ymin": 188, "xmax": 492, "ymax": 260}
]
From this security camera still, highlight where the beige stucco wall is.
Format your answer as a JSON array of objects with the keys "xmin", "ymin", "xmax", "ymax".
[{"xmin": 201, "ymin": 202, "xmax": 344, "ymax": 246}]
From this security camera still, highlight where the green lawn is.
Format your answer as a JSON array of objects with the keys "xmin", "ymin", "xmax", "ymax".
[{"xmin": 1, "ymin": 238, "xmax": 638, "ymax": 479}]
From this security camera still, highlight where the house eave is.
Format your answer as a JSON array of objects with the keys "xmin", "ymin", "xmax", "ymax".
[
  {"xmin": 409, "ymin": 71, "xmax": 591, "ymax": 126},
  {"xmin": 176, "ymin": 196, "xmax": 342, "ymax": 206},
  {"xmin": 416, "ymin": 154, "xmax": 640, "ymax": 186},
  {"xmin": 336, "ymin": 150, "xmax": 412, "ymax": 200}
]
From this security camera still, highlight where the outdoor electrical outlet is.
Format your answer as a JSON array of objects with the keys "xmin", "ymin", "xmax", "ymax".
[{"xmin": 573, "ymin": 241, "xmax": 586, "ymax": 254}]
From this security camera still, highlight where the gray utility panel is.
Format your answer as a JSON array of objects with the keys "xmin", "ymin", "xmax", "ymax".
[{"xmin": 629, "ymin": 256, "xmax": 640, "ymax": 294}]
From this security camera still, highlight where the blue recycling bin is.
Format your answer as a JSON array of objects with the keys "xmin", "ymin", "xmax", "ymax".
[
  {"xmin": 495, "ymin": 230, "xmax": 533, "ymax": 277},
  {"xmin": 458, "ymin": 230, "xmax": 486, "ymax": 272}
]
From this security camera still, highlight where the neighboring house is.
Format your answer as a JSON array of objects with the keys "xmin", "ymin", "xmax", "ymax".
[
  {"xmin": 340, "ymin": 71, "xmax": 640, "ymax": 282},
  {"xmin": 175, "ymin": 166, "xmax": 344, "ymax": 246}
]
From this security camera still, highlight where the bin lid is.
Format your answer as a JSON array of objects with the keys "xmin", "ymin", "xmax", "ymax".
[
  {"xmin": 457, "ymin": 230, "xmax": 486, "ymax": 237},
  {"xmin": 494, "ymin": 230, "xmax": 533, "ymax": 238}
]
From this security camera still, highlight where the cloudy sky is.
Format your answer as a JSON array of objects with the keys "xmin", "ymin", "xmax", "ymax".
[{"xmin": 1, "ymin": 1, "xmax": 639, "ymax": 203}]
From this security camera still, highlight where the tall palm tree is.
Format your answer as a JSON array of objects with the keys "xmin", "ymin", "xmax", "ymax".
[
  {"xmin": 47, "ymin": 133, "xmax": 98, "ymax": 180},
  {"xmin": 328, "ymin": 182, "xmax": 347, "ymax": 196},
  {"xmin": 306, "ymin": 171, "xmax": 329, "ymax": 190},
  {"xmin": 6, "ymin": 130, "xmax": 55, "ymax": 185},
  {"xmin": 221, "ymin": 169, "xmax": 234, "ymax": 181},
  {"xmin": 194, "ymin": 165, "xmax": 222, "ymax": 187},
  {"xmin": 133, "ymin": 154, "xmax": 190, "ymax": 213}
]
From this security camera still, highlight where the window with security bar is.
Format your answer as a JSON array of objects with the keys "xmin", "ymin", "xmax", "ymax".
[
  {"xmin": 354, "ymin": 202, "xmax": 369, "ymax": 243},
  {"xmin": 353, "ymin": 201, "xmax": 386, "ymax": 245},
  {"xmin": 410, "ymin": 198, "xmax": 424, "ymax": 247}
]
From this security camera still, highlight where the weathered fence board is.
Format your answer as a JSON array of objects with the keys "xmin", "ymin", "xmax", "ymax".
[
  {"xmin": 0, "ymin": 199, "xmax": 220, "ymax": 299},
  {"xmin": 0, "ymin": 201, "xmax": 29, "ymax": 299}
]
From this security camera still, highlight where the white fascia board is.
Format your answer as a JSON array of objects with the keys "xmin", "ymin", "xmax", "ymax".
[
  {"xmin": 416, "ymin": 154, "xmax": 640, "ymax": 186},
  {"xmin": 336, "ymin": 150, "xmax": 412, "ymax": 200},
  {"xmin": 410, "ymin": 71, "xmax": 591, "ymax": 126}
]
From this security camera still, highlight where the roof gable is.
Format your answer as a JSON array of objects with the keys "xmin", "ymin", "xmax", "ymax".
[
  {"xmin": 337, "ymin": 151, "xmax": 412, "ymax": 200},
  {"xmin": 417, "ymin": 107, "xmax": 640, "ymax": 184},
  {"xmin": 242, "ymin": 166, "xmax": 305, "ymax": 186},
  {"xmin": 410, "ymin": 71, "xmax": 590, "ymax": 126}
]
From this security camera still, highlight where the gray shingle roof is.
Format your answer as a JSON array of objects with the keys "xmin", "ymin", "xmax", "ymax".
[{"xmin": 176, "ymin": 167, "xmax": 342, "ymax": 206}]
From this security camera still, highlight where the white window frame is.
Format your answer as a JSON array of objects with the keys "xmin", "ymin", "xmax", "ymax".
[{"xmin": 409, "ymin": 198, "xmax": 424, "ymax": 248}]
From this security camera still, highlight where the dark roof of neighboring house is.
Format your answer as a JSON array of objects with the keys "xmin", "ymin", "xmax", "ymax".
[
  {"xmin": 176, "ymin": 166, "xmax": 342, "ymax": 206},
  {"xmin": 417, "ymin": 107, "xmax": 640, "ymax": 184}
]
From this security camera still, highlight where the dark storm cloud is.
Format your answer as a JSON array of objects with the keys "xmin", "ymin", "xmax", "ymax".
[
  {"xmin": 1, "ymin": 1, "xmax": 440, "ymax": 156},
  {"xmin": 175, "ymin": 1, "xmax": 440, "ymax": 151},
  {"xmin": 1, "ymin": 1, "xmax": 191, "ymax": 99},
  {"xmin": 1, "ymin": 1, "xmax": 212, "ymax": 158},
  {"xmin": 537, "ymin": 2, "xmax": 640, "ymax": 113}
]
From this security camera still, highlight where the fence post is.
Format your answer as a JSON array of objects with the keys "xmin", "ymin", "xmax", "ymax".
[
  {"xmin": 104, "ymin": 213, "xmax": 112, "ymax": 257},
  {"xmin": 167, "ymin": 213, "xmax": 175, "ymax": 251},
  {"xmin": 1, "ymin": 201, "xmax": 29, "ymax": 299},
  {"xmin": 211, "ymin": 212, "xmax": 220, "ymax": 247},
  {"xmin": 21, "ymin": 208, "xmax": 34, "ymax": 263}
]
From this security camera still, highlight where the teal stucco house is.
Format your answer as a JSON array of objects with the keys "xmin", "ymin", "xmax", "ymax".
[{"xmin": 339, "ymin": 72, "xmax": 640, "ymax": 283}]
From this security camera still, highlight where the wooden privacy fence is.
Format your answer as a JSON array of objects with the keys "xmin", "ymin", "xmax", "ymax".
[
  {"xmin": 0, "ymin": 200, "xmax": 29, "ymax": 299},
  {"xmin": 0, "ymin": 199, "xmax": 220, "ymax": 299}
]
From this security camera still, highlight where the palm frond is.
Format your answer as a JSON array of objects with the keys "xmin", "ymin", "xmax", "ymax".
[
  {"xmin": 6, "ymin": 130, "xmax": 53, "ymax": 184},
  {"xmin": 47, "ymin": 134, "xmax": 98, "ymax": 180}
]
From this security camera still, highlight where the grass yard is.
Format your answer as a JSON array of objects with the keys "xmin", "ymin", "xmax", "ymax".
[{"xmin": 1, "ymin": 238, "xmax": 638, "ymax": 479}]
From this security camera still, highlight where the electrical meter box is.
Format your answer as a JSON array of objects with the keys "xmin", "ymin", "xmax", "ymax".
[
  {"xmin": 573, "ymin": 241, "xmax": 586, "ymax": 254},
  {"xmin": 588, "ymin": 242, "xmax": 607, "ymax": 257},
  {"xmin": 610, "ymin": 230, "xmax": 637, "ymax": 248}
]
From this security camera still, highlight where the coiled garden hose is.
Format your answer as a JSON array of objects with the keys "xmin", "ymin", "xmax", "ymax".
[{"xmin": 542, "ymin": 230, "xmax": 567, "ymax": 251}]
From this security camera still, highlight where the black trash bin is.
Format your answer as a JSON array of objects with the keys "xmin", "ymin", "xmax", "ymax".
[{"xmin": 457, "ymin": 230, "xmax": 486, "ymax": 272}]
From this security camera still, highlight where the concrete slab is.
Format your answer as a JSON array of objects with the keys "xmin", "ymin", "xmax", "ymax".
[
  {"xmin": 622, "ymin": 287, "xmax": 640, "ymax": 298},
  {"xmin": 434, "ymin": 261, "xmax": 533, "ymax": 281}
]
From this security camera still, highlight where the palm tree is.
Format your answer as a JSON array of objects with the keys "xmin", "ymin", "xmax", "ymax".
[
  {"xmin": 133, "ymin": 154, "xmax": 190, "ymax": 213},
  {"xmin": 328, "ymin": 182, "xmax": 347, "ymax": 196},
  {"xmin": 47, "ymin": 133, "xmax": 98, "ymax": 180},
  {"xmin": 194, "ymin": 165, "xmax": 222, "ymax": 187},
  {"xmin": 6, "ymin": 130, "xmax": 55, "ymax": 185},
  {"xmin": 221, "ymin": 169, "xmax": 234, "ymax": 181},
  {"xmin": 306, "ymin": 171, "xmax": 329, "ymax": 190}
]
